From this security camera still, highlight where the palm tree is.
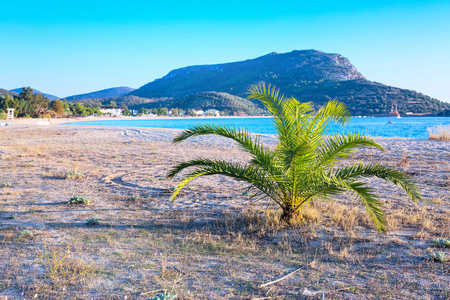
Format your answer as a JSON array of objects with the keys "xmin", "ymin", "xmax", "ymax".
[{"xmin": 168, "ymin": 84, "xmax": 421, "ymax": 232}]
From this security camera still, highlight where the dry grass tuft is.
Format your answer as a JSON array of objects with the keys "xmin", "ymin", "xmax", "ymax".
[
  {"xmin": 38, "ymin": 236, "xmax": 94, "ymax": 285},
  {"xmin": 428, "ymin": 125, "xmax": 450, "ymax": 141}
]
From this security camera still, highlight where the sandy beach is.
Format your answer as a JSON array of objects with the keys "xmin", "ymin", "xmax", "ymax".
[{"xmin": 0, "ymin": 123, "xmax": 449, "ymax": 299}]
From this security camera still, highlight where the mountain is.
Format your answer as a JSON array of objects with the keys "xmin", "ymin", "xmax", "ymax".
[
  {"xmin": 10, "ymin": 88, "xmax": 59, "ymax": 100},
  {"xmin": 71, "ymin": 95, "xmax": 156, "ymax": 109},
  {"xmin": 131, "ymin": 50, "xmax": 363, "ymax": 99},
  {"xmin": 130, "ymin": 50, "xmax": 449, "ymax": 115},
  {"xmin": 130, "ymin": 92, "xmax": 265, "ymax": 115},
  {"xmin": 0, "ymin": 89, "xmax": 18, "ymax": 98},
  {"xmin": 66, "ymin": 87, "xmax": 135, "ymax": 101}
]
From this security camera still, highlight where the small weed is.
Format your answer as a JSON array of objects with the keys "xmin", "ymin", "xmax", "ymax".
[
  {"xmin": 86, "ymin": 218, "xmax": 101, "ymax": 226},
  {"xmin": 65, "ymin": 170, "xmax": 84, "ymax": 180},
  {"xmin": 1, "ymin": 182, "xmax": 12, "ymax": 188},
  {"xmin": 431, "ymin": 197, "xmax": 443, "ymax": 205},
  {"xmin": 18, "ymin": 230, "xmax": 34, "ymax": 239},
  {"xmin": 129, "ymin": 196, "xmax": 141, "ymax": 201},
  {"xmin": 39, "ymin": 236, "xmax": 93, "ymax": 284},
  {"xmin": 68, "ymin": 196, "xmax": 90, "ymax": 205},
  {"xmin": 398, "ymin": 156, "xmax": 409, "ymax": 167},
  {"xmin": 148, "ymin": 292, "xmax": 177, "ymax": 300},
  {"xmin": 433, "ymin": 238, "xmax": 450, "ymax": 248},
  {"xmin": 111, "ymin": 155, "xmax": 122, "ymax": 159},
  {"xmin": 427, "ymin": 251, "xmax": 449, "ymax": 262}
]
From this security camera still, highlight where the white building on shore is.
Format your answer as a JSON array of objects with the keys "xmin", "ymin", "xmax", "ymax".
[
  {"xmin": 100, "ymin": 108, "xmax": 122, "ymax": 116},
  {"xmin": 204, "ymin": 109, "xmax": 220, "ymax": 116}
]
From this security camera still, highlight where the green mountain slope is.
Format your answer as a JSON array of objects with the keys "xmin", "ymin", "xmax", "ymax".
[
  {"xmin": 130, "ymin": 50, "xmax": 449, "ymax": 115},
  {"xmin": 131, "ymin": 50, "xmax": 363, "ymax": 98},
  {"xmin": 289, "ymin": 80, "xmax": 448, "ymax": 115},
  {"xmin": 130, "ymin": 92, "xmax": 265, "ymax": 115},
  {"xmin": 66, "ymin": 86, "xmax": 135, "ymax": 100}
]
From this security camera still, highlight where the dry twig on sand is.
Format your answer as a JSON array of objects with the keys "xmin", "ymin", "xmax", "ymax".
[{"xmin": 259, "ymin": 267, "xmax": 304, "ymax": 288}]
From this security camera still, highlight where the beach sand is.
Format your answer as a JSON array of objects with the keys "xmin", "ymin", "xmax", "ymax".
[{"xmin": 0, "ymin": 123, "xmax": 449, "ymax": 299}]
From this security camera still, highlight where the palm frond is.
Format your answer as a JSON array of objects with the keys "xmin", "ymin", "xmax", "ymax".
[
  {"xmin": 316, "ymin": 133, "xmax": 385, "ymax": 168},
  {"xmin": 173, "ymin": 124, "xmax": 276, "ymax": 170},
  {"xmin": 248, "ymin": 84, "xmax": 300, "ymax": 149},
  {"xmin": 168, "ymin": 158, "xmax": 285, "ymax": 207},
  {"xmin": 334, "ymin": 163, "xmax": 422, "ymax": 202},
  {"xmin": 247, "ymin": 84, "xmax": 285, "ymax": 119},
  {"xmin": 314, "ymin": 99, "xmax": 350, "ymax": 126},
  {"xmin": 345, "ymin": 181, "xmax": 386, "ymax": 233}
]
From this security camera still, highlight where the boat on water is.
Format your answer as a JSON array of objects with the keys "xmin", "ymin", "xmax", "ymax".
[{"xmin": 389, "ymin": 102, "xmax": 401, "ymax": 117}]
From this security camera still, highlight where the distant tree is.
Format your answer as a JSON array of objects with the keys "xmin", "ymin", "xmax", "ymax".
[
  {"xmin": 122, "ymin": 106, "xmax": 132, "ymax": 116},
  {"xmin": 151, "ymin": 108, "xmax": 157, "ymax": 115},
  {"xmin": 72, "ymin": 103, "xmax": 87, "ymax": 116},
  {"xmin": 139, "ymin": 108, "xmax": 149, "ymax": 115},
  {"xmin": 157, "ymin": 108, "xmax": 168, "ymax": 116},
  {"xmin": 186, "ymin": 109, "xmax": 195, "ymax": 117},
  {"xmin": 19, "ymin": 87, "xmax": 35, "ymax": 103},
  {"xmin": 13, "ymin": 87, "xmax": 50, "ymax": 117},
  {"xmin": 172, "ymin": 108, "xmax": 179, "ymax": 116},
  {"xmin": 51, "ymin": 100, "xmax": 64, "ymax": 116},
  {"xmin": 61, "ymin": 100, "xmax": 70, "ymax": 113},
  {"xmin": 84, "ymin": 106, "xmax": 101, "ymax": 116},
  {"xmin": 0, "ymin": 94, "xmax": 16, "ymax": 111},
  {"xmin": 106, "ymin": 101, "xmax": 118, "ymax": 109}
]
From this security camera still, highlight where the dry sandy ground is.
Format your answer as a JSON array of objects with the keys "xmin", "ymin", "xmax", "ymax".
[{"xmin": 0, "ymin": 123, "xmax": 449, "ymax": 299}]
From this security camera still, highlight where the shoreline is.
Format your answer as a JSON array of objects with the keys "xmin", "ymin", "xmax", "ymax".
[
  {"xmin": 3, "ymin": 115, "xmax": 274, "ymax": 126},
  {"xmin": 3, "ymin": 112, "xmax": 449, "ymax": 126},
  {"xmin": 3, "ymin": 116, "xmax": 450, "ymax": 140}
]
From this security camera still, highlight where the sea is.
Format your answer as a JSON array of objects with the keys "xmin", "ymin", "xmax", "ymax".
[{"xmin": 63, "ymin": 117, "xmax": 450, "ymax": 139}]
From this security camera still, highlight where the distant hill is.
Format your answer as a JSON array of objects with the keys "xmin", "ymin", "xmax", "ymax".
[
  {"xmin": 130, "ymin": 92, "xmax": 265, "ymax": 115},
  {"xmin": 10, "ymin": 88, "xmax": 59, "ymax": 100},
  {"xmin": 66, "ymin": 87, "xmax": 135, "ymax": 101},
  {"xmin": 0, "ymin": 89, "xmax": 18, "ymax": 98},
  {"xmin": 130, "ymin": 50, "xmax": 449, "ymax": 115},
  {"xmin": 71, "ymin": 95, "xmax": 156, "ymax": 109}
]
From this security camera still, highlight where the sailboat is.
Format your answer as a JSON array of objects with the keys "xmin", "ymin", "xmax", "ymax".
[{"xmin": 389, "ymin": 102, "xmax": 401, "ymax": 118}]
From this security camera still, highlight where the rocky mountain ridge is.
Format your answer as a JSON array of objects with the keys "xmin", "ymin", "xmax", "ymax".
[{"xmin": 129, "ymin": 50, "xmax": 449, "ymax": 115}]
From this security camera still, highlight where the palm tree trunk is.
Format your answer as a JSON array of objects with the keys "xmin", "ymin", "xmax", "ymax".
[{"xmin": 280, "ymin": 205, "xmax": 295, "ymax": 223}]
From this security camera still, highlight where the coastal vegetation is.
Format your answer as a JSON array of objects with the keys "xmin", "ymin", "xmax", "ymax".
[
  {"xmin": 0, "ymin": 87, "xmax": 101, "ymax": 118},
  {"xmin": 428, "ymin": 125, "xmax": 450, "ymax": 141},
  {"xmin": 130, "ymin": 92, "xmax": 266, "ymax": 116},
  {"xmin": 169, "ymin": 85, "xmax": 421, "ymax": 232}
]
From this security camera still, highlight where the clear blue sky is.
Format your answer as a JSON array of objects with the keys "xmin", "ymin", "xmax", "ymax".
[{"xmin": 1, "ymin": 0, "xmax": 449, "ymax": 102}]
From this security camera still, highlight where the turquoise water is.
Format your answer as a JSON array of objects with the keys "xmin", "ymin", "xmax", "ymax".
[{"xmin": 63, "ymin": 117, "xmax": 450, "ymax": 139}]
